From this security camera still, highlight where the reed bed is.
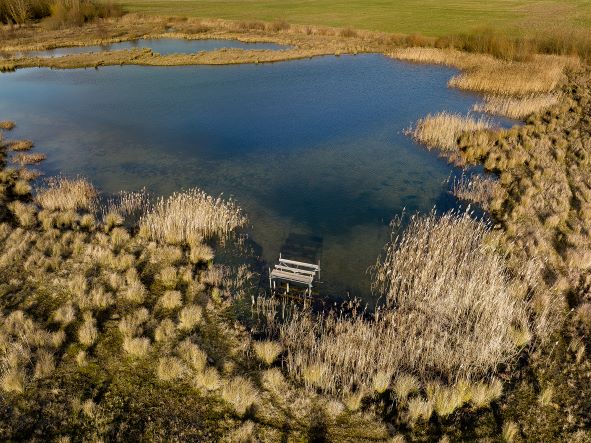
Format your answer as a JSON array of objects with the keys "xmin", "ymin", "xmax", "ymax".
[
  {"xmin": 281, "ymin": 211, "xmax": 533, "ymax": 400},
  {"xmin": 451, "ymin": 174, "xmax": 503, "ymax": 211},
  {"xmin": 410, "ymin": 112, "xmax": 492, "ymax": 152},
  {"xmin": 473, "ymin": 93, "xmax": 561, "ymax": 119},
  {"xmin": 139, "ymin": 188, "xmax": 246, "ymax": 244},
  {"xmin": 36, "ymin": 176, "xmax": 97, "ymax": 211},
  {"xmin": 390, "ymin": 48, "xmax": 573, "ymax": 96},
  {"xmin": 101, "ymin": 188, "xmax": 151, "ymax": 224}
]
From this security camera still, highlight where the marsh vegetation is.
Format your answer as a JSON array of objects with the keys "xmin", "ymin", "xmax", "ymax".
[{"xmin": 1, "ymin": 8, "xmax": 591, "ymax": 441}]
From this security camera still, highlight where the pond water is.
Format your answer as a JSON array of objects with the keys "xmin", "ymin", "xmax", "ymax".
[
  {"xmin": 0, "ymin": 54, "xmax": 512, "ymax": 300},
  {"xmin": 13, "ymin": 38, "xmax": 287, "ymax": 58}
]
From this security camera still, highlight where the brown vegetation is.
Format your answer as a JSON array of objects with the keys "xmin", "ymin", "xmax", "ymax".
[
  {"xmin": 0, "ymin": 0, "xmax": 121, "ymax": 25},
  {"xmin": 410, "ymin": 112, "xmax": 492, "ymax": 156},
  {"xmin": 473, "ymin": 93, "xmax": 561, "ymax": 119},
  {"xmin": 279, "ymin": 211, "xmax": 535, "ymax": 422}
]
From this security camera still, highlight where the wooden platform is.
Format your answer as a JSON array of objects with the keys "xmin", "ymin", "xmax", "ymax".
[{"xmin": 269, "ymin": 254, "xmax": 320, "ymax": 296}]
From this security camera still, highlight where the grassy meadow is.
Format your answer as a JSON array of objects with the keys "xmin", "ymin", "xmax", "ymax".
[{"xmin": 118, "ymin": 0, "xmax": 591, "ymax": 37}]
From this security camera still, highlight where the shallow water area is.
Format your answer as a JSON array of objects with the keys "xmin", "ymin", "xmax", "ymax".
[
  {"xmin": 11, "ymin": 38, "xmax": 287, "ymax": 58},
  {"xmin": 0, "ymin": 53, "xmax": 514, "ymax": 301}
]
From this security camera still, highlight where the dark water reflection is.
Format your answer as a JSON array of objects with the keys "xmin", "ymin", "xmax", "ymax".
[{"xmin": 0, "ymin": 54, "xmax": 513, "ymax": 300}]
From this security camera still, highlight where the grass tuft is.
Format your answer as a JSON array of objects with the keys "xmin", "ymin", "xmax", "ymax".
[{"xmin": 252, "ymin": 340, "xmax": 282, "ymax": 366}]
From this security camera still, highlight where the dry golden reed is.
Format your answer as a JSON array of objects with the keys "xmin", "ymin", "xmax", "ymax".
[
  {"xmin": 139, "ymin": 188, "xmax": 246, "ymax": 244},
  {"xmin": 390, "ymin": 47, "xmax": 573, "ymax": 96},
  {"xmin": 281, "ymin": 211, "xmax": 533, "ymax": 399},
  {"xmin": 36, "ymin": 176, "xmax": 97, "ymax": 211},
  {"xmin": 411, "ymin": 112, "xmax": 492, "ymax": 152},
  {"xmin": 473, "ymin": 93, "xmax": 561, "ymax": 119}
]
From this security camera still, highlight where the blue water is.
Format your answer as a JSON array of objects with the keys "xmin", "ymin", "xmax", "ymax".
[
  {"xmin": 14, "ymin": 38, "xmax": 287, "ymax": 58},
  {"xmin": 0, "ymin": 54, "xmax": 512, "ymax": 299}
]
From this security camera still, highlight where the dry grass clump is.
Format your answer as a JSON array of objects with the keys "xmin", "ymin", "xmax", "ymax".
[
  {"xmin": 139, "ymin": 189, "xmax": 246, "ymax": 244},
  {"xmin": 470, "ymin": 379, "xmax": 503, "ymax": 408},
  {"xmin": 282, "ymin": 211, "xmax": 532, "ymax": 408},
  {"xmin": 189, "ymin": 242, "xmax": 214, "ymax": 264},
  {"xmin": 406, "ymin": 397, "xmax": 433, "ymax": 423},
  {"xmin": 12, "ymin": 179, "xmax": 32, "ymax": 196},
  {"xmin": 0, "ymin": 368, "xmax": 25, "ymax": 393},
  {"xmin": 13, "ymin": 152, "xmax": 46, "ymax": 166},
  {"xmin": 451, "ymin": 174, "xmax": 503, "ymax": 211},
  {"xmin": 221, "ymin": 376, "xmax": 259, "ymax": 415},
  {"xmin": 410, "ymin": 112, "xmax": 492, "ymax": 152},
  {"xmin": 252, "ymin": 340, "xmax": 282, "ymax": 366},
  {"xmin": 502, "ymin": 421, "xmax": 519, "ymax": 442},
  {"xmin": 52, "ymin": 303, "xmax": 76, "ymax": 325},
  {"xmin": 122, "ymin": 336, "xmax": 150, "ymax": 357},
  {"xmin": 177, "ymin": 340, "xmax": 207, "ymax": 372},
  {"xmin": 223, "ymin": 420, "xmax": 256, "ymax": 443},
  {"xmin": 393, "ymin": 374, "xmax": 420, "ymax": 403},
  {"xmin": 78, "ymin": 312, "xmax": 98, "ymax": 346},
  {"xmin": 474, "ymin": 93, "xmax": 561, "ymax": 119},
  {"xmin": 8, "ymin": 140, "xmax": 33, "ymax": 151},
  {"xmin": 0, "ymin": 121, "xmax": 15, "ymax": 130},
  {"xmin": 36, "ymin": 176, "xmax": 97, "ymax": 212},
  {"xmin": 157, "ymin": 356, "xmax": 186, "ymax": 381},
  {"xmin": 159, "ymin": 290, "xmax": 182, "ymax": 310},
  {"xmin": 178, "ymin": 304, "xmax": 203, "ymax": 331},
  {"xmin": 9, "ymin": 201, "xmax": 36, "ymax": 227}
]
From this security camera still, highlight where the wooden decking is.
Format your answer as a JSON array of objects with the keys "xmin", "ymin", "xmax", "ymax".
[{"xmin": 269, "ymin": 254, "xmax": 320, "ymax": 296}]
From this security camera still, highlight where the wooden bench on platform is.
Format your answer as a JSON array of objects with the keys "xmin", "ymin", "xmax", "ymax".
[{"xmin": 269, "ymin": 254, "xmax": 320, "ymax": 296}]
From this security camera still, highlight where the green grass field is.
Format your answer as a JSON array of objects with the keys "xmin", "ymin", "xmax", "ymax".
[{"xmin": 119, "ymin": 0, "xmax": 591, "ymax": 37}]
